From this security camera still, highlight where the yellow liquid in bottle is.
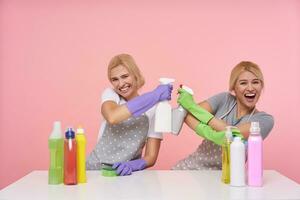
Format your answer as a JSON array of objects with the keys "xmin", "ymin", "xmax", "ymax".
[{"xmin": 221, "ymin": 141, "xmax": 230, "ymax": 184}]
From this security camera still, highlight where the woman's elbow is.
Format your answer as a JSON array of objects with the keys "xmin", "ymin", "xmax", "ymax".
[{"xmin": 106, "ymin": 116, "xmax": 119, "ymax": 125}]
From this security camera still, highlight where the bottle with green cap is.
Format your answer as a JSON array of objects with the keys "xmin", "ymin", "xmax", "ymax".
[{"xmin": 48, "ymin": 121, "xmax": 64, "ymax": 184}]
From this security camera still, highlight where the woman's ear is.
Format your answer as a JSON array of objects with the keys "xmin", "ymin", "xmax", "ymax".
[{"xmin": 230, "ymin": 90, "xmax": 236, "ymax": 96}]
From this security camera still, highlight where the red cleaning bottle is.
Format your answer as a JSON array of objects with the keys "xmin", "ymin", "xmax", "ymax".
[{"xmin": 64, "ymin": 127, "xmax": 77, "ymax": 185}]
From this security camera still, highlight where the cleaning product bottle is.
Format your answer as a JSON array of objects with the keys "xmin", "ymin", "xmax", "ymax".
[
  {"xmin": 154, "ymin": 77, "xmax": 175, "ymax": 132},
  {"xmin": 221, "ymin": 126, "xmax": 233, "ymax": 184},
  {"xmin": 76, "ymin": 126, "xmax": 87, "ymax": 183},
  {"xmin": 248, "ymin": 122, "xmax": 263, "ymax": 187},
  {"xmin": 171, "ymin": 85, "xmax": 193, "ymax": 135},
  {"xmin": 230, "ymin": 136, "xmax": 246, "ymax": 186},
  {"xmin": 48, "ymin": 121, "xmax": 64, "ymax": 184},
  {"xmin": 64, "ymin": 127, "xmax": 77, "ymax": 185}
]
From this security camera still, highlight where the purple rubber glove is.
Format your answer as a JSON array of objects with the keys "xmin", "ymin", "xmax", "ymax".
[
  {"xmin": 112, "ymin": 159, "xmax": 147, "ymax": 176},
  {"xmin": 126, "ymin": 84, "xmax": 173, "ymax": 117}
]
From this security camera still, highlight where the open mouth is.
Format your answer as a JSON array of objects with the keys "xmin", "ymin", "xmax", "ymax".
[
  {"xmin": 119, "ymin": 85, "xmax": 131, "ymax": 93},
  {"xmin": 244, "ymin": 93, "xmax": 256, "ymax": 101}
]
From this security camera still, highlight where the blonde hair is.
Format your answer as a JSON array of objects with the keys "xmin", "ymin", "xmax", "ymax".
[
  {"xmin": 107, "ymin": 54, "xmax": 145, "ymax": 89},
  {"xmin": 229, "ymin": 61, "xmax": 264, "ymax": 91}
]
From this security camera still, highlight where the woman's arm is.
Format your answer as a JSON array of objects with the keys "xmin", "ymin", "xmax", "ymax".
[
  {"xmin": 101, "ymin": 101, "xmax": 132, "ymax": 125},
  {"xmin": 184, "ymin": 100, "xmax": 250, "ymax": 139},
  {"xmin": 143, "ymin": 138, "xmax": 161, "ymax": 167}
]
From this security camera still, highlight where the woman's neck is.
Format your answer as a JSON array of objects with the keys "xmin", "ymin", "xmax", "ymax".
[{"xmin": 236, "ymin": 102, "xmax": 255, "ymax": 119}]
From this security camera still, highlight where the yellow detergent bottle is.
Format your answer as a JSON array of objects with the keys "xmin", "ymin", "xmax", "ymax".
[
  {"xmin": 221, "ymin": 126, "xmax": 233, "ymax": 184},
  {"xmin": 76, "ymin": 126, "xmax": 87, "ymax": 183}
]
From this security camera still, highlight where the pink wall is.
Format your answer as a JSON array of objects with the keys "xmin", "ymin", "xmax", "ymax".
[{"xmin": 1, "ymin": 1, "xmax": 300, "ymax": 189}]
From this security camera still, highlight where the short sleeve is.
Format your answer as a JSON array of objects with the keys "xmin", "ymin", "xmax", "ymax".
[
  {"xmin": 250, "ymin": 112, "xmax": 274, "ymax": 140},
  {"xmin": 207, "ymin": 92, "xmax": 230, "ymax": 114},
  {"xmin": 101, "ymin": 88, "xmax": 120, "ymax": 104},
  {"xmin": 145, "ymin": 106, "xmax": 163, "ymax": 139}
]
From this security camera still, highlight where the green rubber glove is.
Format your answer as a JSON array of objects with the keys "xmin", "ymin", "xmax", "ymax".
[
  {"xmin": 177, "ymin": 88, "xmax": 214, "ymax": 124},
  {"xmin": 195, "ymin": 122, "xmax": 244, "ymax": 146}
]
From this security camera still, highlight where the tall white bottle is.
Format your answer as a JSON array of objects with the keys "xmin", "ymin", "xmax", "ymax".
[
  {"xmin": 154, "ymin": 78, "xmax": 175, "ymax": 132},
  {"xmin": 171, "ymin": 85, "xmax": 193, "ymax": 135},
  {"xmin": 230, "ymin": 137, "xmax": 246, "ymax": 187}
]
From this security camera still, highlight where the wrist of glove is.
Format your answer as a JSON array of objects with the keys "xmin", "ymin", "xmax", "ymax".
[
  {"xmin": 195, "ymin": 123, "xmax": 244, "ymax": 146},
  {"xmin": 126, "ymin": 84, "xmax": 173, "ymax": 117},
  {"xmin": 112, "ymin": 159, "xmax": 147, "ymax": 176},
  {"xmin": 177, "ymin": 88, "xmax": 213, "ymax": 124}
]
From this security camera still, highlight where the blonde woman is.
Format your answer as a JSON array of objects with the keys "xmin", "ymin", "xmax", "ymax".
[
  {"xmin": 173, "ymin": 61, "xmax": 274, "ymax": 170},
  {"xmin": 87, "ymin": 54, "xmax": 173, "ymax": 175}
]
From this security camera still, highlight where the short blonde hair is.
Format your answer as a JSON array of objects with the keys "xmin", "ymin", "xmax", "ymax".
[
  {"xmin": 107, "ymin": 54, "xmax": 145, "ymax": 89},
  {"xmin": 229, "ymin": 61, "xmax": 264, "ymax": 91}
]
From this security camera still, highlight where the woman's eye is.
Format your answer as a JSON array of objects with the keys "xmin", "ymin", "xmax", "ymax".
[
  {"xmin": 240, "ymin": 82, "xmax": 247, "ymax": 85},
  {"xmin": 253, "ymin": 81, "xmax": 260, "ymax": 84},
  {"xmin": 121, "ymin": 75, "xmax": 129, "ymax": 79}
]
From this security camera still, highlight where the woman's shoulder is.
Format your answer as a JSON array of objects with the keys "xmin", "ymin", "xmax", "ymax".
[
  {"xmin": 101, "ymin": 87, "xmax": 124, "ymax": 104},
  {"xmin": 253, "ymin": 111, "xmax": 274, "ymax": 121}
]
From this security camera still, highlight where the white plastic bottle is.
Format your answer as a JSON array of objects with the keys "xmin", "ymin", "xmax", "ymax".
[
  {"xmin": 154, "ymin": 78, "xmax": 175, "ymax": 132},
  {"xmin": 230, "ymin": 137, "xmax": 246, "ymax": 187},
  {"xmin": 248, "ymin": 122, "xmax": 263, "ymax": 187},
  {"xmin": 171, "ymin": 85, "xmax": 193, "ymax": 135}
]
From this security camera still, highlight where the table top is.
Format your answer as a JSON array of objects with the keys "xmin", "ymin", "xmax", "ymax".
[{"xmin": 1, "ymin": 170, "xmax": 300, "ymax": 200}]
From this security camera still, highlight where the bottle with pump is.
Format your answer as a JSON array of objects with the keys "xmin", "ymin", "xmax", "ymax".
[
  {"xmin": 221, "ymin": 126, "xmax": 233, "ymax": 184},
  {"xmin": 48, "ymin": 121, "xmax": 64, "ymax": 184},
  {"xmin": 154, "ymin": 78, "xmax": 175, "ymax": 132},
  {"xmin": 230, "ymin": 136, "xmax": 246, "ymax": 187},
  {"xmin": 64, "ymin": 127, "xmax": 77, "ymax": 185},
  {"xmin": 171, "ymin": 85, "xmax": 194, "ymax": 135},
  {"xmin": 76, "ymin": 126, "xmax": 87, "ymax": 183},
  {"xmin": 248, "ymin": 122, "xmax": 263, "ymax": 187}
]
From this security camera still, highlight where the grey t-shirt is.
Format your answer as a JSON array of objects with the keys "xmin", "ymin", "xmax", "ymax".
[{"xmin": 207, "ymin": 92, "xmax": 274, "ymax": 139}]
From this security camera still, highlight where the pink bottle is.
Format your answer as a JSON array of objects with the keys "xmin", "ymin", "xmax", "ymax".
[{"xmin": 247, "ymin": 122, "xmax": 263, "ymax": 186}]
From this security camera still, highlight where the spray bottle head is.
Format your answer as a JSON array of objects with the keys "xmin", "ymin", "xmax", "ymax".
[
  {"xmin": 159, "ymin": 78, "xmax": 175, "ymax": 85},
  {"xmin": 65, "ymin": 127, "xmax": 75, "ymax": 139},
  {"xmin": 181, "ymin": 85, "xmax": 194, "ymax": 95}
]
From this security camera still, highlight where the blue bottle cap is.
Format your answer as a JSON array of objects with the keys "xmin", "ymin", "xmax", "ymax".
[{"xmin": 65, "ymin": 128, "xmax": 75, "ymax": 139}]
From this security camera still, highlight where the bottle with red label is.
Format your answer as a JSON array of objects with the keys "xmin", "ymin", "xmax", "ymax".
[{"xmin": 64, "ymin": 127, "xmax": 77, "ymax": 185}]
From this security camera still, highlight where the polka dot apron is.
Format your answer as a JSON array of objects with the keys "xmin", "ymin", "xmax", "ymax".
[
  {"xmin": 173, "ymin": 102, "xmax": 255, "ymax": 170},
  {"xmin": 86, "ymin": 115, "xmax": 149, "ymax": 170}
]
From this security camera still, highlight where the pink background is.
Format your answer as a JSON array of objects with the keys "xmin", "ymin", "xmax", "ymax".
[{"xmin": 1, "ymin": 1, "xmax": 300, "ymax": 189}]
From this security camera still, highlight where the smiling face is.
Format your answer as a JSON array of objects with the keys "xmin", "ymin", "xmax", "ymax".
[
  {"xmin": 233, "ymin": 71, "xmax": 263, "ymax": 111},
  {"xmin": 110, "ymin": 65, "xmax": 138, "ymax": 100}
]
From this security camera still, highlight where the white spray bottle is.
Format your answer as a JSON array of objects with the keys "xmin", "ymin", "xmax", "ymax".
[
  {"xmin": 154, "ymin": 78, "xmax": 175, "ymax": 132},
  {"xmin": 171, "ymin": 85, "xmax": 194, "ymax": 135}
]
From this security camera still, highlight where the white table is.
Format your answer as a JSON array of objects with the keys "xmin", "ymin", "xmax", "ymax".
[{"xmin": 0, "ymin": 170, "xmax": 300, "ymax": 200}]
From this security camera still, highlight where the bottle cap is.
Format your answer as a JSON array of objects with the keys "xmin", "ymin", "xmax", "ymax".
[
  {"xmin": 250, "ymin": 122, "xmax": 260, "ymax": 134},
  {"xmin": 50, "ymin": 121, "xmax": 62, "ymax": 139},
  {"xmin": 65, "ymin": 127, "xmax": 75, "ymax": 139},
  {"xmin": 225, "ymin": 126, "xmax": 233, "ymax": 141},
  {"xmin": 76, "ymin": 126, "xmax": 85, "ymax": 134},
  {"xmin": 233, "ymin": 136, "xmax": 242, "ymax": 142}
]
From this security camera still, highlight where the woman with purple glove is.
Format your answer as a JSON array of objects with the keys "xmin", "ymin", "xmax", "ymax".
[{"xmin": 86, "ymin": 54, "xmax": 173, "ymax": 176}]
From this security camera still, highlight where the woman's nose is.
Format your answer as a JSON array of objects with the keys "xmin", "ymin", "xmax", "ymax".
[{"xmin": 247, "ymin": 83, "xmax": 255, "ymax": 91}]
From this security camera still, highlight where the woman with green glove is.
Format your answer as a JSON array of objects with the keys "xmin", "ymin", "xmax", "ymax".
[
  {"xmin": 173, "ymin": 61, "xmax": 274, "ymax": 170},
  {"xmin": 86, "ymin": 54, "xmax": 173, "ymax": 175}
]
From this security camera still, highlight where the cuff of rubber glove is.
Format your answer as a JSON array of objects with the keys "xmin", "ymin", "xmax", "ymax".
[
  {"xmin": 189, "ymin": 104, "xmax": 214, "ymax": 124},
  {"xmin": 195, "ymin": 123, "xmax": 225, "ymax": 146},
  {"xmin": 135, "ymin": 159, "xmax": 147, "ymax": 171}
]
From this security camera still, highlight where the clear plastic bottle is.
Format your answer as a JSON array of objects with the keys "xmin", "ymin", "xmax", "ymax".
[
  {"xmin": 230, "ymin": 137, "xmax": 246, "ymax": 187},
  {"xmin": 247, "ymin": 122, "xmax": 263, "ymax": 187},
  {"xmin": 64, "ymin": 127, "xmax": 77, "ymax": 185},
  {"xmin": 48, "ymin": 121, "xmax": 64, "ymax": 184},
  {"xmin": 171, "ymin": 85, "xmax": 193, "ymax": 135},
  {"xmin": 76, "ymin": 126, "xmax": 87, "ymax": 183},
  {"xmin": 221, "ymin": 126, "xmax": 233, "ymax": 184},
  {"xmin": 154, "ymin": 78, "xmax": 175, "ymax": 132}
]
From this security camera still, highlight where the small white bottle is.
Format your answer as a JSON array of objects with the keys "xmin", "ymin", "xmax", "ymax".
[
  {"xmin": 154, "ymin": 78, "xmax": 175, "ymax": 132},
  {"xmin": 230, "ymin": 137, "xmax": 246, "ymax": 187},
  {"xmin": 171, "ymin": 85, "xmax": 194, "ymax": 135}
]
